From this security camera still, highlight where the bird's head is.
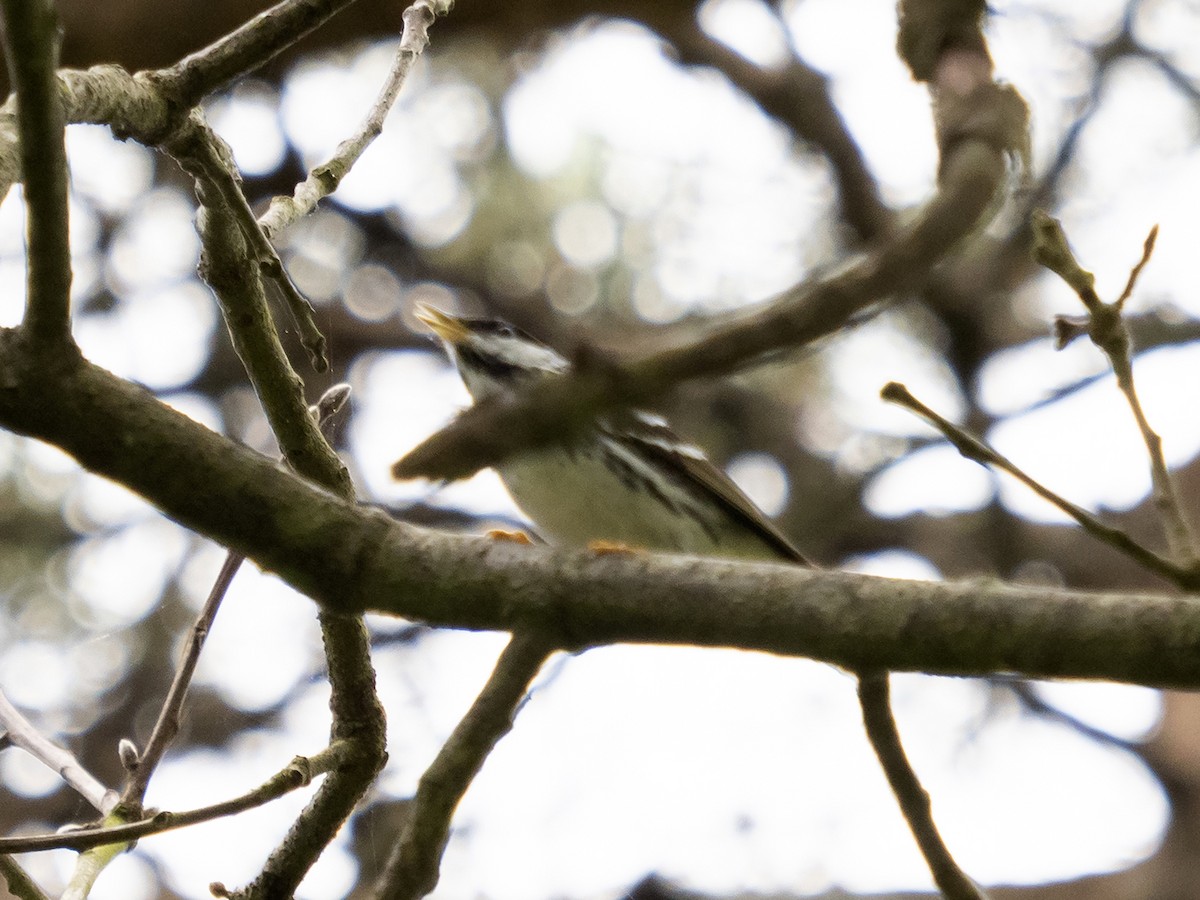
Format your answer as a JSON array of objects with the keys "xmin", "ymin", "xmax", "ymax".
[{"xmin": 415, "ymin": 304, "xmax": 569, "ymax": 401}]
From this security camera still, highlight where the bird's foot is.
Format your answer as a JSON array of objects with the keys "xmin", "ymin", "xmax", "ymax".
[
  {"xmin": 587, "ymin": 540, "xmax": 639, "ymax": 555},
  {"xmin": 486, "ymin": 529, "xmax": 534, "ymax": 545}
]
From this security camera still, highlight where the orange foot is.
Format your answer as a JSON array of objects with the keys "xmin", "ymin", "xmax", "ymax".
[
  {"xmin": 486, "ymin": 529, "xmax": 534, "ymax": 545},
  {"xmin": 587, "ymin": 540, "xmax": 640, "ymax": 555}
]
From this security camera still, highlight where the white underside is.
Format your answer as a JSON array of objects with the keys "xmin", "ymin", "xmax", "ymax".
[{"xmin": 498, "ymin": 444, "xmax": 782, "ymax": 561}]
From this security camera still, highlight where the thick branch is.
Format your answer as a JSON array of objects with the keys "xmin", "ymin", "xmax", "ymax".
[{"xmin": 1, "ymin": 334, "xmax": 1199, "ymax": 687}]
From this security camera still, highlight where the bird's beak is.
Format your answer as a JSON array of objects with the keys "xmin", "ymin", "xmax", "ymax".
[{"xmin": 414, "ymin": 303, "xmax": 470, "ymax": 345}]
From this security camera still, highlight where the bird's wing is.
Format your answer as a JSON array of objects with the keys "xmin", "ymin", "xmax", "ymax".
[{"xmin": 600, "ymin": 411, "xmax": 811, "ymax": 566}]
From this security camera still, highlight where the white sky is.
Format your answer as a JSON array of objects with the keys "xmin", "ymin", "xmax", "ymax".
[{"xmin": 0, "ymin": 0, "xmax": 1191, "ymax": 897}]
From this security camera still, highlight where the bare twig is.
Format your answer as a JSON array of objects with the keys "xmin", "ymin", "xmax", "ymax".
[
  {"xmin": 997, "ymin": 679, "xmax": 1139, "ymax": 755},
  {"xmin": 0, "ymin": 688, "xmax": 115, "ymax": 814},
  {"xmin": 259, "ymin": 0, "xmax": 444, "ymax": 239},
  {"xmin": 881, "ymin": 380, "xmax": 1192, "ymax": 586},
  {"xmin": 0, "ymin": 856, "xmax": 50, "ymax": 900},
  {"xmin": 1033, "ymin": 213, "xmax": 1197, "ymax": 568},
  {"xmin": 184, "ymin": 126, "xmax": 351, "ymax": 494},
  {"xmin": 0, "ymin": 744, "xmax": 348, "ymax": 855},
  {"xmin": 858, "ymin": 672, "xmax": 987, "ymax": 900},
  {"xmin": 122, "ymin": 550, "xmax": 243, "ymax": 806},
  {"xmin": 375, "ymin": 630, "xmax": 557, "ymax": 899},
  {"xmin": 122, "ymin": 384, "xmax": 352, "ymax": 810},
  {"xmin": 0, "ymin": 0, "xmax": 72, "ymax": 345},
  {"xmin": 168, "ymin": 112, "xmax": 329, "ymax": 371}
]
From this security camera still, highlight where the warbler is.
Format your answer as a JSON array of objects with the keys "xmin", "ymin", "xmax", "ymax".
[{"xmin": 412, "ymin": 305, "xmax": 810, "ymax": 566}]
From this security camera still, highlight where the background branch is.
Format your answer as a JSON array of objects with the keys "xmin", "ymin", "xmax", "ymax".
[
  {"xmin": 391, "ymin": 58, "xmax": 1025, "ymax": 483},
  {"xmin": 258, "ymin": 0, "xmax": 443, "ymax": 239}
]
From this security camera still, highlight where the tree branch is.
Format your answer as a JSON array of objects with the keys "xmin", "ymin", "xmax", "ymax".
[
  {"xmin": 1, "ymin": 335, "xmax": 1199, "ymax": 687},
  {"xmin": 375, "ymin": 630, "xmax": 556, "ymax": 899},
  {"xmin": 0, "ymin": 744, "xmax": 349, "ymax": 855},
  {"xmin": 259, "ymin": 0, "xmax": 443, "ymax": 240},
  {"xmin": 0, "ymin": 856, "xmax": 50, "ymax": 900},
  {"xmin": 0, "ymin": 0, "xmax": 72, "ymax": 344},
  {"xmin": 172, "ymin": 116, "xmax": 386, "ymax": 898},
  {"xmin": 390, "ymin": 64, "xmax": 1027, "ymax": 482},
  {"xmin": 0, "ymin": 688, "xmax": 115, "ymax": 814},
  {"xmin": 153, "ymin": 0, "xmax": 373, "ymax": 109},
  {"xmin": 858, "ymin": 672, "xmax": 986, "ymax": 900}
]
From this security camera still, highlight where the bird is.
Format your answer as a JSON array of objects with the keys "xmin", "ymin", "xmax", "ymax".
[{"xmin": 410, "ymin": 304, "xmax": 810, "ymax": 567}]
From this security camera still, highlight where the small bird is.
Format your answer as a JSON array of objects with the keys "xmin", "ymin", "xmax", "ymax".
[{"xmin": 411, "ymin": 305, "xmax": 810, "ymax": 566}]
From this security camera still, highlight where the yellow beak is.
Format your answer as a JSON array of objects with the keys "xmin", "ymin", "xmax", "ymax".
[{"xmin": 414, "ymin": 303, "xmax": 470, "ymax": 345}]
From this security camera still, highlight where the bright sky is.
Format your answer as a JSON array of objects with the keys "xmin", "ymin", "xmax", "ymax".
[{"xmin": 0, "ymin": 0, "xmax": 1190, "ymax": 897}]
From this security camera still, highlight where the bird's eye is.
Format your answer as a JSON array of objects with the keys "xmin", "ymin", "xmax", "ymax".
[{"xmin": 497, "ymin": 325, "xmax": 514, "ymax": 338}]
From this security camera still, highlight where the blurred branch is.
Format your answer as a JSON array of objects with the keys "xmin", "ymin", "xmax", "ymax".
[
  {"xmin": 390, "ymin": 5, "xmax": 1028, "ymax": 483},
  {"xmin": 375, "ymin": 630, "xmax": 556, "ymax": 899},
  {"xmin": 259, "ymin": 0, "xmax": 445, "ymax": 239},
  {"xmin": 0, "ymin": 0, "xmax": 440, "ymax": 208},
  {"xmin": 0, "ymin": 688, "xmax": 116, "ymax": 814},
  {"xmin": 0, "ymin": 0, "xmax": 72, "ymax": 345},
  {"xmin": 653, "ymin": 11, "xmax": 889, "ymax": 241},
  {"xmin": 881, "ymin": 381, "xmax": 1193, "ymax": 587},
  {"xmin": 858, "ymin": 672, "xmax": 987, "ymax": 900},
  {"xmin": 0, "ymin": 743, "xmax": 349, "ymax": 855},
  {"xmin": 997, "ymin": 679, "xmax": 1139, "ymax": 755}
]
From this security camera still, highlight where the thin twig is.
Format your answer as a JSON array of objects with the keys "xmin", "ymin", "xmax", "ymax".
[
  {"xmin": 185, "ymin": 128, "xmax": 352, "ymax": 495},
  {"xmin": 997, "ymin": 678, "xmax": 1139, "ymax": 755},
  {"xmin": 0, "ymin": 856, "xmax": 50, "ymax": 900},
  {"xmin": 169, "ymin": 113, "xmax": 329, "ymax": 371},
  {"xmin": 122, "ymin": 550, "xmax": 244, "ymax": 806},
  {"xmin": 259, "ymin": 0, "xmax": 443, "ymax": 239},
  {"xmin": 881, "ymin": 381, "xmax": 1194, "ymax": 587},
  {"xmin": 121, "ymin": 385, "xmax": 352, "ymax": 809},
  {"xmin": 374, "ymin": 630, "xmax": 557, "ymax": 900},
  {"xmin": 1033, "ymin": 213, "xmax": 1198, "ymax": 568},
  {"xmin": 858, "ymin": 672, "xmax": 988, "ymax": 900},
  {"xmin": 1105, "ymin": 229, "xmax": 1195, "ymax": 564},
  {"xmin": 0, "ymin": 0, "xmax": 72, "ymax": 345},
  {"xmin": 0, "ymin": 744, "xmax": 348, "ymax": 855},
  {"xmin": 0, "ymin": 688, "xmax": 115, "ymax": 813}
]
